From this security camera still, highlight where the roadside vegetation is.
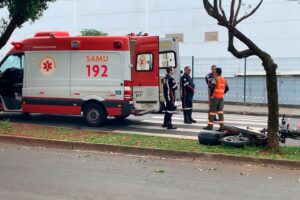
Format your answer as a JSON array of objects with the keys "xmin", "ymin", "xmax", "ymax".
[
  {"xmin": 0, "ymin": 119, "xmax": 11, "ymax": 134},
  {"xmin": 80, "ymin": 28, "xmax": 108, "ymax": 36},
  {"xmin": 0, "ymin": 121, "xmax": 299, "ymax": 161}
]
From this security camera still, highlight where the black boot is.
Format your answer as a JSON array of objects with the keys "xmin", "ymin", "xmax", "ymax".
[
  {"xmin": 217, "ymin": 124, "xmax": 225, "ymax": 131},
  {"xmin": 167, "ymin": 114, "xmax": 177, "ymax": 129},
  {"xmin": 162, "ymin": 113, "xmax": 168, "ymax": 128},
  {"xmin": 203, "ymin": 125, "xmax": 213, "ymax": 130},
  {"xmin": 183, "ymin": 110, "xmax": 192, "ymax": 124},
  {"xmin": 188, "ymin": 110, "xmax": 196, "ymax": 123}
]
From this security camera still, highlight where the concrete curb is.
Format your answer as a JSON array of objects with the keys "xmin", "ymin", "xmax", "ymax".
[{"xmin": 1, "ymin": 135, "xmax": 299, "ymax": 169}]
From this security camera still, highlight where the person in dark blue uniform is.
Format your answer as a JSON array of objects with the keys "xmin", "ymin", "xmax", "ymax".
[
  {"xmin": 205, "ymin": 65, "xmax": 217, "ymax": 121},
  {"xmin": 162, "ymin": 67, "xmax": 178, "ymax": 129},
  {"xmin": 181, "ymin": 66, "xmax": 196, "ymax": 124},
  {"xmin": 205, "ymin": 65, "xmax": 216, "ymax": 100}
]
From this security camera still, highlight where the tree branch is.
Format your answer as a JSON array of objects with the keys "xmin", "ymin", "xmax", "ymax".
[
  {"xmin": 203, "ymin": 0, "xmax": 266, "ymax": 60},
  {"xmin": 203, "ymin": 0, "xmax": 214, "ymax": 17},
  {"xmin": 236, "ymin": 0, "xmax": 263, "ymax": 25},
  {"xmin": 213, "ymin": 0, "xmax": 219, "ymax": 13},
  {"xmin": 0, "ymin": 17, "xmax": 18, "ymax": 49},
  {"xmin": 219, "ymin": 0, "xmax": 227, "ymax": 19},
  {"xmin": 233, "ymin": 0, "xmax": 242, "ymax": 25},
  {"xmin": 227, "ymin": 31, "xmax": 255, "ymax": 58},
  {"xmin": 229, "ymin": 0, "xmax": 236, "ymax": 25},
  {"xmin": 203, "ymin": 0, "xmax": 228, "ymax": 26}
]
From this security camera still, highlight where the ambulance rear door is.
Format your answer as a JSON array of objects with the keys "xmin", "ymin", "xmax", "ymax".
[
  {"xmin": 131, "ymin": 36, "xmax": 160, "ymax": 114},
  {"xmin": 159, "ymin": 37, "xmax": 181, "ymax": 103}
]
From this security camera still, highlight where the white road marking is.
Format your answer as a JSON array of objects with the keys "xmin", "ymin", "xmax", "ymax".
[
  {"xmin": 126, "ymin": 125, "xmax": 202, "ymax": 133},
  {"xmin": 148, "ymin": 117, "xmax": 267, "ymax": 126},
  {"xmin": 141, "ymin": 120, "xmax": 208, "ymax": 127},
  {"xmin": 170, "ymin": 114, "xmax": 267, "ymax": 122}
]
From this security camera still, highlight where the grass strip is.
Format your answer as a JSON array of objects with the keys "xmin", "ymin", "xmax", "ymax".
[{"xmin": 1, "ymin": 122, "xmax": 300, "ymax": 161}]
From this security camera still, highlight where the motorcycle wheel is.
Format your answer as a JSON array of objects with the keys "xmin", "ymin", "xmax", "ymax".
[{"xmin": 220, "ymin": 135, "xmax": 253, "ymax": 147}]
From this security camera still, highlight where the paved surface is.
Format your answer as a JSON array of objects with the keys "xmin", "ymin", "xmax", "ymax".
[
  {"xmin": 0, "ymin": 143, "xmax": 299, "ymax": 200},
  {"xmin": 193, "ymin": 102, "xmax": 300, "ymax": 118},
  {"xmin": 1, "ymin": 110, "xmax": 299, "ymax": 146}
]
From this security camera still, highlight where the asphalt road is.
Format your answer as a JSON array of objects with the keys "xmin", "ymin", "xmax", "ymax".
[
  {"xmin": 0, "ymin": 111, "xmax": 299, "ymax": 145},
  {"xmin": 0, "ymin": 143, "xmax": 299, "ymax": 200}
]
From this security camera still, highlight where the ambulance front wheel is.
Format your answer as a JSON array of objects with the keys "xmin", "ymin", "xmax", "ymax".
[{"xmin": 83, "ymin": 103, "xmax": 107, "ymax": 127}]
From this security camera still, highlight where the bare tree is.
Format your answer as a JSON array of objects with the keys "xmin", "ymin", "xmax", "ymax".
[{"xmin": 203, "ymin": 0, "xmax": 279, "ymax": 150}]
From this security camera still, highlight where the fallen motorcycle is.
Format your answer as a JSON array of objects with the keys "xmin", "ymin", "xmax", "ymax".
[{"xmin": 198, "ymin": 115, "xmax": 300, "ymax": 147}]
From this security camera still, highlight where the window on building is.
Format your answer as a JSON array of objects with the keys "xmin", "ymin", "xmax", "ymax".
[
  {"xmin": 205, "ymin": 32, "xmax": 219, "ymax": 42},
  {"xmin": 165, "ymin": 33, "xmax": 184, "ymax": 42}
]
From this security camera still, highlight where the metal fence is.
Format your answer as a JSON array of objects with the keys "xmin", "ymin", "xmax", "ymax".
[{"xmin": 180, "ymin": 56, "xmax": 300, "ymax": 105}]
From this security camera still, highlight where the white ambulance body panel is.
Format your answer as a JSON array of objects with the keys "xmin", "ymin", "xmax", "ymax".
[
  {"xmin": 69, "ymin": 51, "xmax": 130, "ymax": 101},
  {"xmin": 24, "ymin": 51, "xmax": 71, "ymax": 98},
  {"xmin": 23, "ymin": 51, "xmax": 132, "ymax": 102}
]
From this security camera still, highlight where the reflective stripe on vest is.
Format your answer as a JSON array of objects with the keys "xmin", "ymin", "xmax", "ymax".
[{"xmin": 214, "ymin": 76, "xmax": 226, "ymax": 98}]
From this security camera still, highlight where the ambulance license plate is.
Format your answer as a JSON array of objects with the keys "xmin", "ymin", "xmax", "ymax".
[{"xmin": 141, "ymin": 103, "xmax": 155, "ymax": 109}]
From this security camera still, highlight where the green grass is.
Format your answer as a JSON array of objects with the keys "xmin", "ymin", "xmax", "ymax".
[
  {"xmin": 0, "ymin": 119, "xmax": 12, "ymax": 134},
  {"xmin": 83, "ymin": 132, "xmax": 300, "ymax": 161},
  {"xmin": 54, "ymin": 127, "xmax": 73, "ymax": 135},
  {"xmin": 1, "ymin": 124, "xmax": 300, "ymax": 161}
]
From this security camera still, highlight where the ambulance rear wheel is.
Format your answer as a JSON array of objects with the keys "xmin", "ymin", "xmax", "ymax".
[{"xmin": 83, "ymin": 103, "xmax": 107, "ymax": 127}]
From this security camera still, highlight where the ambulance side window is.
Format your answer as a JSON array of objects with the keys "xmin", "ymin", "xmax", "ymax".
[
  {"xmin": 136, "ymin": 53, "xmax": 153, "ymax": 71},
  {"xmin": 159, "ymin": 52, "xmax": 176, "ymax": 68},
  {"xmin": 0, "ymin": 53, "xmax": 24, "ymax": 73}
]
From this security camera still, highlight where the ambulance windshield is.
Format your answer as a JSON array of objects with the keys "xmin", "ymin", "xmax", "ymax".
[{"xmin": 0, "ymin": 53, "xmax": 24, "ymax": 73}]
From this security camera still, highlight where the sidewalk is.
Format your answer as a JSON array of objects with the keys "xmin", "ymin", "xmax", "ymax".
[{"xmin": 193, "ymin": 102, "xmax": 300, "ymax": 118}]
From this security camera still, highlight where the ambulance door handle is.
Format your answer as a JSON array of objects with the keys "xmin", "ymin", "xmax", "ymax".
[{"xmin": 120, "ymin": 83, "xmax": 123, "ymax": 86}]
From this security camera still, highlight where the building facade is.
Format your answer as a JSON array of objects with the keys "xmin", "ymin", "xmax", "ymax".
[
  {"xmin": 0, "ymin": 0, "xmax": 299, "ymax": 60},
  {"xmin": 0, "ymin": 0, "xmax": 299, "ymax": 104}
]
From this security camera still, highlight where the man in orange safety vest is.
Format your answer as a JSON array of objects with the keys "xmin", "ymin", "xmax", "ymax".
[{"xmin": 203, "ymin": 67, "xmax": 229, "ymax": 130}]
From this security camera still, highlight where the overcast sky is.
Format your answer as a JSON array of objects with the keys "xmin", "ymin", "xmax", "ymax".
[{"xmin": 1, "ymin": 0, "xmax": 300, "ymax": 60}]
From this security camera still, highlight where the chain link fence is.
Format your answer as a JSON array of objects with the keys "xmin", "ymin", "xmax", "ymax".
[{"xmin": 180, "ymin": 56, "xmax": 300, "ymax": 105}]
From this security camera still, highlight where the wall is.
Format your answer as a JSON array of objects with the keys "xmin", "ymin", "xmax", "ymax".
[{"xmin": 1, "ymin": 0, "xmax": 300, "ymax": 62}]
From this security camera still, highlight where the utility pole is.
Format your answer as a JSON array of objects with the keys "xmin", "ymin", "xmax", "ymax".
[
  {"xmin": 146, "ymin": 0, "xmax": 149, "ymax": 33},
  {"xmin": 73, "ymin": 0, "xmax": 77, "ymax": 35}
]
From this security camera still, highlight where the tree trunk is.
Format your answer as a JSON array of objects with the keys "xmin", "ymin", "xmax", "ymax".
[
  {"xmin": 0, "ymin": 18, "xmax": 18, "ymax": 50},
  {"xmin": 264, "ymin": 61, "xmax": 279, "ymax": 151}
]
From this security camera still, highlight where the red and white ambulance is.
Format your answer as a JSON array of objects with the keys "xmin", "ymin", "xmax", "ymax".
[{"xmin": 0, "ymin": 31, "xmax": 180, "ymax": 126}]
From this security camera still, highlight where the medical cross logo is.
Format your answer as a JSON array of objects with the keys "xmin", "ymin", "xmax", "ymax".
[
  {"xmin": 43, "ymin": 60, "xmax": 53, "ymax": 71},
  {"xmin": 40, "ymin": 57, "xmax": 56, "ymax": 76}
]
